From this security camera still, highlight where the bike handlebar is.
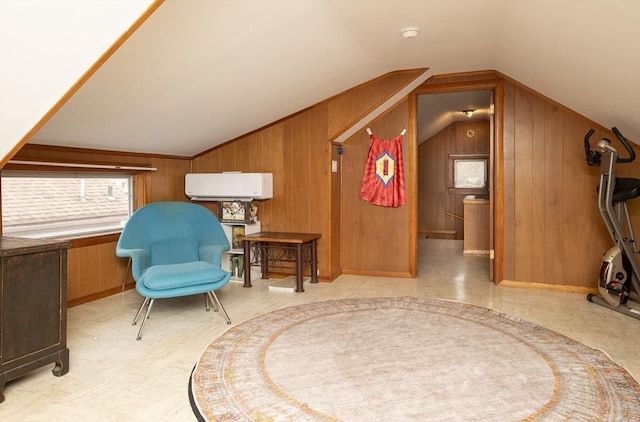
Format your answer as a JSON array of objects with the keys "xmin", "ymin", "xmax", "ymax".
[
  {"xmin": 584, "ymin": 127, "xmax": 636, "ymax": 166},
  {"xmin": 611, "ymin": 127, "xmax": 636, "ymax": 163},
  {"xmin": 584, "ymin": 129, "xmax": 600, "ymax": 166}
]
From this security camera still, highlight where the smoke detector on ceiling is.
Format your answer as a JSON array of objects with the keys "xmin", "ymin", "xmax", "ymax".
[{"xmin": 401, "ymin": 27, "xmax": 420, "ymax": 39}]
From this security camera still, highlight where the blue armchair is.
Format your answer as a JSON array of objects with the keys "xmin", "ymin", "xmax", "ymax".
[{"xmin": 116, "ymin": 201, "xmax": 232, "ymax": 340}]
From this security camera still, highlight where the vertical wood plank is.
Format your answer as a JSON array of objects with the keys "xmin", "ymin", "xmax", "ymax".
[
  {"xmin": 542, "ymin": 102, "xmax": 564, "ymax": 284},
  {"xmin": 331, "ymin": 142, "xmax": 342, "ymax": 277},
  {"xmin": 262, "ymin": 123, "xmax": 285, "ymax": 232},
  {"xmin": 514, "ymin": 86, "xmax": 534, "ymax": 281},
  {"xmin": 502, "ymin": 81, "xmax": 516, "ymax": 280},
  {"xmin": 531, "ymin": 95, "xmax": 546, "ymax": 280}
]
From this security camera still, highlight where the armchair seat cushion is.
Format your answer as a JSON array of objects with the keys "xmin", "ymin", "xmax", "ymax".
[{"xmin": 140, "ymin": 261, "xmax": 228, "ymax": 291}]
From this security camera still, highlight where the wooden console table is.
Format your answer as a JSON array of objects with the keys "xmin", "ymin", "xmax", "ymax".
[
  {"xmin": 237, "ymin": 232, "xmax": 321, "ymax": 292},
  {"xmin": 0, "ymin": 236, "xmax": 70, "ymax": 403},
  {"xmin": 463, "ymin": 196, "xmax": 490, "ymax": 255}
]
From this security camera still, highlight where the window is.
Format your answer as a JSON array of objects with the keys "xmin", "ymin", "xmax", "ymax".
[
  {"xmin": 2, "ymin": 173, "xmax": 133, "ymax": 239},
  {"xmin": 453, "ymin": 159, "xmax": 487, "ymax": 189}
]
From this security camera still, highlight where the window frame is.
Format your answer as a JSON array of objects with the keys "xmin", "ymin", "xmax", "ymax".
[
  {"xmin": 447, "ymin": 153, "xmax": 490, "ymax": 195},
  {"xmin": 1, "ymin": 170, "xmax": 136, "ymax": 241},
  {"xmin": 453, "ymin": 158, "xmax": 488, "ymax": 189}
]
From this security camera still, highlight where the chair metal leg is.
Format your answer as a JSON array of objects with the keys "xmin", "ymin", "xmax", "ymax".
[
  {"xmin": 207, "ymin": 291, "xmax": 231, "ymax": 325},
  {"xmin": 204, "ymin": 292, "xmax": 219, "ymax": 312},
  {"xmin": 204, "ymin": 293, "xmax": 210, "ymax": 311},
  {"xmin": 121, "ymin": 258, "xmax": 131, "ymax": 292},
  {"xmin": 203, "ymin": 293, "xmax": 219, "ymax": 312},
  {"xmin": 132, "ymin": 297, "xmax": 149, "ymax": 325},
  {"xmin": 135, "ymin": 298, "xmax": 155, "ymax": 341},
  {"xmin": 133, "ymin": 292, "xmax": 229, "ymax": 340}
]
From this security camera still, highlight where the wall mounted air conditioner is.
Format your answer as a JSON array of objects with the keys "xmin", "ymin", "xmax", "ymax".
[{"xmin": 185, "ymin": 172, "xmax": 273, "ymax": 201}]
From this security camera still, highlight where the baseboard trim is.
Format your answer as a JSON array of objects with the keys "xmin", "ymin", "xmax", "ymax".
[
  {"xmin": 500, "ymin": 279, "xmax": 598, "ymax": 295},
  {"xmin": 330, "ymin": 269, "xmax": 343, "ymax": 281},
  {"xmin": 68, "ymin": 282, "xmax": 135, "ymax": 308},
  {"xmin": 341, "ymin": 269, "xmax": 413, "ymax": 278}
]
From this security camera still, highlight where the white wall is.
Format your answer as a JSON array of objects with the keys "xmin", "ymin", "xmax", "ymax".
[{"xmin": 0, "ymin": 0, "xmax": 156, "ymax": 163}]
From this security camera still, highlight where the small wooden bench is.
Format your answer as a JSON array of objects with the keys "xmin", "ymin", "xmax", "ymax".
[{"xmin": 237, "ymin": 232, "xmax": 321, "ymax": 292}]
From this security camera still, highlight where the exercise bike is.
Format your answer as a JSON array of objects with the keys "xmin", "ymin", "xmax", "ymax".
[{"xmin": 584, "ymin": 127, "xmax": 640, "ymax": 320}]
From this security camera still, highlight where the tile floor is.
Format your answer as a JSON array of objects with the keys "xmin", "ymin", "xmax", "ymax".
[{"xmin": 0, "ymin": 239, "xmax": 638, "ymax": 421}]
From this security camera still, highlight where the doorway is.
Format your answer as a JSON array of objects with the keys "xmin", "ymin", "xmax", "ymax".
[{"xmin": 415, "ymin": 89, "xmax": 494, "ymax": 280}]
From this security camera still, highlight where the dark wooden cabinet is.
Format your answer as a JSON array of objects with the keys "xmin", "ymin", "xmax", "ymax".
[{"xmin": 0, "ymin": 236, "xmax": 69, "ymax": 403}]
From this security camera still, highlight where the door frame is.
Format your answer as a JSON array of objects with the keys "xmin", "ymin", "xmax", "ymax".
[{"xmin": 409, "ymin": 77, "xmax": 503, "ymax": 283}]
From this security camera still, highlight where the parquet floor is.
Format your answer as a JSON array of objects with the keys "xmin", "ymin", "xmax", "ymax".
[{"xmin": 1, "ymin": 239, "xmax": 638, "ymax": 421}]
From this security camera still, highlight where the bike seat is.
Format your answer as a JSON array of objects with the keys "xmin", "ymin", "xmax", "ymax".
[{"xmin": 613, "ymin": 178, "xmax": 640, "ymax": 203}]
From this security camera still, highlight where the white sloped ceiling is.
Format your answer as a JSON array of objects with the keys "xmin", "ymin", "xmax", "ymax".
[{"xmin": 28, "ymin": 0, "xmax": 640, "ymax": 156}]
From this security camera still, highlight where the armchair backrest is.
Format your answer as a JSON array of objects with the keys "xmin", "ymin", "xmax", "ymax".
[{"xmin": 116, "ymin": 202, "xmax": 230, "ymax": 275}]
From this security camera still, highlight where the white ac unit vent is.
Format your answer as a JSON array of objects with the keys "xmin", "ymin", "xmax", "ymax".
[{"xmin": 185, "ymin": 172, "xmax": 273, "ymax": 201}]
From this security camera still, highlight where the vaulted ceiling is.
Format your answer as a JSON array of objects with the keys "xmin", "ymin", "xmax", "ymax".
[{"xmin": 27, "ymin": 0, "xmax": 640, "ymax": 157}]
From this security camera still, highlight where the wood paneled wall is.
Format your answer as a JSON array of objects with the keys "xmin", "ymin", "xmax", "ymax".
[
  {"xmin": 327, "ymin": 70, "xmax": 422, "ymax": 142},
  {"xmin": 67, "ymin": 239, "xmax": 128, "ymax": 301},
  {"xmin": 192, "ymin": 108, "xmax": 332, "ymax": 277},
  {"xmin": 418, "ymin": 70, "xmax": 639, "ymax": 289},
  {"xmin": 339, "ymin": 101, "xmax": 411, "ymax": 276},
  {"xmin": 500, "ymin": 79, "xmax": 640, "ymax": 287},
  {"xmin": 191, "ymin": 70, "xmax": 423, "ymax": 280},
  {"xmin": 418, "ymin": 120, "xmax": 490, "ymax": 240}
]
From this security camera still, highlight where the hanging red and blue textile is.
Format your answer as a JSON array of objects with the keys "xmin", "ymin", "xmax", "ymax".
[{"xmin": 359, "ymin": 131, "xmax": 406, "ymax": 207}]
